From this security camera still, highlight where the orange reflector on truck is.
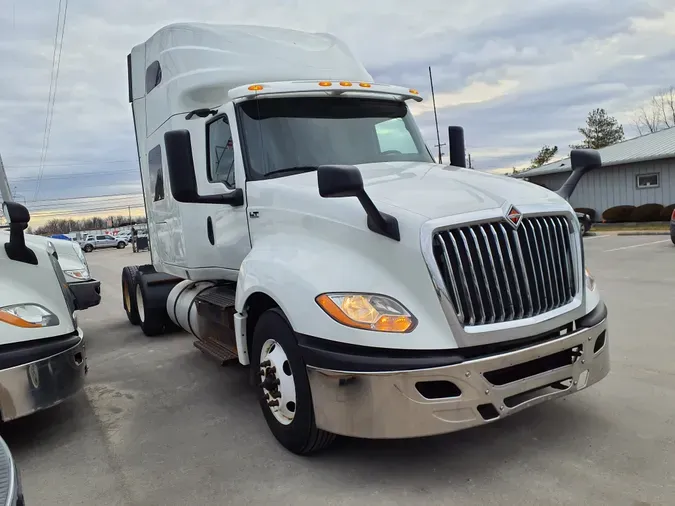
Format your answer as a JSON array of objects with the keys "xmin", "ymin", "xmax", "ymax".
[
  {"xmin": 318, "ymin": 81, "xmax": 332, "ymax": 87},
  {"xmin": 248, "ymin": 84, "xmax": 264, "ymax": 91}
]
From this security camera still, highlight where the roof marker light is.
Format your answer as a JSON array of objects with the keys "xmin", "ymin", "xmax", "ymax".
[
  {"xmin": 339, "ymin": 81, "xmax": 353, "ymax": 87},
  {"xmin": 318, "ymin": 81, "xmax": 333, "ymax": 87},
  {"xmin": 409, "ymin": 89, "xmax": 419, "ymax": 95},
  {"xmin": 248, "ymin": 84, "xmax": 264, "ymax": 91},
  {"xmin": 359, "ymin": 82, "xmax": 372, "ymax": 88}
]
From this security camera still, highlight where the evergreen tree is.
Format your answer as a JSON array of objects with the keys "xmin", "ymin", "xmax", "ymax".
[
  {"xmin": 571, "ymin": 108, "xmax": 625, "ymax": 149},
  {"xmin": 530, "ymin": 145, "xmax": 559, "ymax": 168}
]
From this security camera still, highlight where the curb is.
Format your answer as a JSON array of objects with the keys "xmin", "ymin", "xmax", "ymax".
[{"xmin": 615, "ymin": 231, "xmax": 670, "ymax": 236}]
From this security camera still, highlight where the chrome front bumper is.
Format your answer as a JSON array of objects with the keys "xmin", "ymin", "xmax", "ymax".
[
  {"xmin": 0, "ymin": 328, "xmax": 87, "ymax": 422},
  {"xmin": 306, "ymin": 319, "xmax": 609, "ymax": 439}
]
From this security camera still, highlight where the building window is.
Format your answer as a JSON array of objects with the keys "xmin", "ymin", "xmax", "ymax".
[
  {"xmin": 148, "ymin": 145, "xmax": 165, "ymax": 202},
  {"xmin": 636, "ymin": 173, "xmax": 659, "ymax": 189},
  {"xmin": 207, "ymin": 115, "xmax": 236, "ymax": 188}
]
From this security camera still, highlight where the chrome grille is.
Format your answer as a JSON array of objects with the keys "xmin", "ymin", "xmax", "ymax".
[{"xmin": 432, "ymin": 215, "xmax": 578, "ymax": 326}]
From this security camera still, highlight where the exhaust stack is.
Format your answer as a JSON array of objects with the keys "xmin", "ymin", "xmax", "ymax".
[{"xmin": 448, "ymin": 126, "xmax": 466, "ymax": 168}]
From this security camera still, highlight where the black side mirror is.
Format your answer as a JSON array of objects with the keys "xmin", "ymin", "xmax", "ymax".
[
  {"xmin": 3, "ymin": 201, "xmax": 37, "ymax": 265},
  {"xmin": 317, "ymin": 165, "xmax": 400, "ymax": 241},
  {"xmin": 556, "ymin": 148, "xmax": 602, "ymax": 201},
  {"xmin": 317, "ymin": 165, "xmax": 364, "ymax": 197},
  {"xmin": 3, "ymin": 201, "xmax": 30, "ymax": 226},
  {"xmin": 163, "ymin": 129, "xmax": 243, "ymax": 206},
  {"xmin": 570, "ymin": 149, "xmax": 601, "ymax": 172}
]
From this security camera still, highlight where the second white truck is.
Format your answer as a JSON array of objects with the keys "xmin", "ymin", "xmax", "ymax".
[{"xmin": 121, "ymin": 23, "xmax": 610, "ymax": 455}]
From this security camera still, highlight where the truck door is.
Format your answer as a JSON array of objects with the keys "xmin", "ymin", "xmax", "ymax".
[{"xmin": 193, "ymin": 111, "xmax": 250, "ymax": 273}]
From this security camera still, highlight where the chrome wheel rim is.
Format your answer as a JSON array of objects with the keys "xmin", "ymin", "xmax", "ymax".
[
  {"xmin": 136, "ymin": 284, "xmax": 145, "ymax": 323},
  {"xmin": 259, "ymin": 339, "xmax": 296, "ymax": 425}
]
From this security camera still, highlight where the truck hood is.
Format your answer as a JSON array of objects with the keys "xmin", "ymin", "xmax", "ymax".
[
  {"xmin": 0, "ymin": 231, "xmax": 87, "ymax": 274},
  {"xmin": 289, "ymin": 161, "xmax": 567, "ymax": 219}
]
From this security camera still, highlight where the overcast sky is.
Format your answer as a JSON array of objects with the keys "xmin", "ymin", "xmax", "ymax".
[{"xmin": 1, "ymin": 0, "xmax": 674, "ymax": 222}]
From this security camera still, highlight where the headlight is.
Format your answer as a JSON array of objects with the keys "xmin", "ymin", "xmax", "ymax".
[
  {"xmin": 0, "ymin": 304, "xmax": 60, "ymax": 328},
  {"xmin": 585, "ymin": 267, "xmax": 596, "ymax": 291},
  {"xmin": 315, "ymin": 293, "xmax": 417, "ymax": 333},
  {"xmin": 64, "ymin": 269, "xmax": 91, "ymax": 281}
]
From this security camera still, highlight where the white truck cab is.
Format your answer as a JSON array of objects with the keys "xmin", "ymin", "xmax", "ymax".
[
  {"xmin": 0, "ymin": 199, "xmax": 88, "ymax": 423},
  {"xmin": 122, "ymin": 23, "xmax": 609, "ymax": 454}
]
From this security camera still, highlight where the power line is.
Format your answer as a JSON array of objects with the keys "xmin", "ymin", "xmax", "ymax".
[
  {"xmin": 33, "ymin": 203, "xmax": 147, "ymax": 217},
  {"xmin": 27, "ymin": 198, "xmax": 144, "ymax": 212},
  {"xmin": 6, "ymin": 159, "xmax": 136, "ymax": 169},
  {"xmin": 9, "ymin": 169, "xmax": 138, "ymax": 182},
  {"xmin": 28, "ymin": 192, "xmax": 143, "ymax": 204},
  {"xmin": 33, "ymin": 0, "xmax": 69, "ymax": 202}
]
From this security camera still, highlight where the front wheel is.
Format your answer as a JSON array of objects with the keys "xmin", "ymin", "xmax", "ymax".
[
  {"xmin": 83, "ymin": 244, "xmax": 93, "ymax": 253},
  {"xmin": 117, "ymin": 242, "xmax": 126, "ymax": 249},
  {"xmin": 251, "ymin": 308, "xmax": 335, "ymax": 455}
]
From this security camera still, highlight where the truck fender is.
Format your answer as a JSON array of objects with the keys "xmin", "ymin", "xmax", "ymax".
[{"xmin": 234, "ymin": 238, "xmax": 455, "ymax": 352}]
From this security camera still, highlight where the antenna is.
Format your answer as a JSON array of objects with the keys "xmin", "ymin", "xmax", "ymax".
[{"xmin": 429, "ymin": 66, "xmax": 443, "ymax": 164}]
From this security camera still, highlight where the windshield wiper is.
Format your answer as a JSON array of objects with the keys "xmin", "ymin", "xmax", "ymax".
[{"xmin": 263, "ymin": 166, "xmax": 318, "ymax": 179}]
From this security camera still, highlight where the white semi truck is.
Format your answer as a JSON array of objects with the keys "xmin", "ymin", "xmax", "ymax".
[
  {"xmin": 0, "ymin": 194, "xmax": 88, "ymax": 423},
  {"xmin": 122, "ymin": 23, "xmax": 610, "ymax": 455}
]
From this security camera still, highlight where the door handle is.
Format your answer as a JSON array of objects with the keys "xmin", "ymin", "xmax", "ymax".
[{"xmin": 207, "ymin": 217, "xmax": 215, "ymax": 245}]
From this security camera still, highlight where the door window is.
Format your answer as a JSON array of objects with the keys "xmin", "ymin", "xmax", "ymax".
[{"xmin": 207, "ymin": 116, "xmax": 236, "ymax": 188}]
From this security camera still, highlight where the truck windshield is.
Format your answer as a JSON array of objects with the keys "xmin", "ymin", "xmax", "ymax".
[{"xmin": 237, "ymin": 96, "xmax": 434, "ymax": 180}]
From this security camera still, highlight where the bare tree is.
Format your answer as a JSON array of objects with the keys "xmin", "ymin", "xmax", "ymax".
[{"xmin": 633, "ymin": 86, "xmax": 675, "ymax": 135}]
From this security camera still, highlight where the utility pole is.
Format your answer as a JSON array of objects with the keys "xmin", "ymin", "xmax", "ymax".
[
  {"xmin": 128, "ymin": 206, "xmax": 132, "ymax": 224},
  {"xmin": 429, "ymin": 66, "xmax": 443, "ymax": 164},
  {"xmin": 467, "ymin": 153, "xmax": 472, "ymax": 169}
]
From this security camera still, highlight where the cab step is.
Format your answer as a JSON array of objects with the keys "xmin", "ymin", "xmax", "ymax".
[
  {"xmin": 194, "ymin": 337, "xmax": 239, "ymax": 365},
  {"xmin": 193, "ymin": 284, "xmax": 239, "ymax": 365}
]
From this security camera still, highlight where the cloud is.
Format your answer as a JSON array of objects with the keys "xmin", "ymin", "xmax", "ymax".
[{"xmin": 1, "ymin": 0, "xmax": 674, "ymax": 222}]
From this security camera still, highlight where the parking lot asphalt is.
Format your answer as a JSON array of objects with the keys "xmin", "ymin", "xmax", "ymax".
[{"xmin": 2, "ymin": 235, "xmax": 674, "ymax": 506}]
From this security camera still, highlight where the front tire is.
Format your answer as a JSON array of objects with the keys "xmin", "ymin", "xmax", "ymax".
[
  {"xmin": 83, "ymin": 244, "xmax": 93, "ymax": 253},
  {"xmin": 117, "ymin": 242, "xmax": 126, "ymax": 249},
  {"xmin": 251, "ymin": 308, "xmax": 335, "ymax": 455}
]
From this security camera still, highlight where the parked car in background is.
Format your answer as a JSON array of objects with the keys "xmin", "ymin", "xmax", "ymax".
[
  {"xmin": 79, "ymin": 233, "xmax": 127, "ymax": 253},
  {"xmin": 576, "ymin": 211, "xmax": 592, "ymax": 236},
  {"xmin": 116, "ymin": 231, "xmax": 133, "ymax": 243},
  {"xmin": 670, "ymin": 208, "xmax": 675, "ymax": 245}
]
